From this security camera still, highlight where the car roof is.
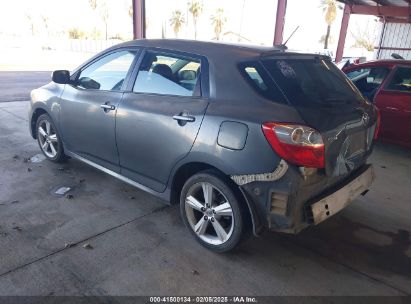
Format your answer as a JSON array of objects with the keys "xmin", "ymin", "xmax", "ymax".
[{"xmin": 113, "ymin": 39, "xmax": 328, "ymax": 61}]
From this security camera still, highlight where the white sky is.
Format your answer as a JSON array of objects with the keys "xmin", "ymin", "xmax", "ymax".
[{"xmin": 0, "ymin": 0, "xmax": 379, "ymax": 57}]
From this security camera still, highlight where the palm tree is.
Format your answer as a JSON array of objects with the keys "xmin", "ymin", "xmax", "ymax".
[
  {"xmin": 88, "ymin": 0, "xmax": 110, "ymax": 40},
  {"xmin": 89, "ymin": 0, "xmax": 97, "ymax": 10},
  {"xmin": 188, "ymin": 0, "xmax": 203, "ymax": 39},
  {"xmin": 210, "ymin": 8, "xmax": 227, "ymax": 41},
  {"xmin": 320, "ymin": 0, "xmax": 337, "ymax": 49},
  {"xmin": 170, "ymin": 10, "xmax": 185, "ymax": 38}
]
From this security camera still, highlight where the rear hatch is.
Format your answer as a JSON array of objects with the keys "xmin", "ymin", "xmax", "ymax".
[{"xmin": 261, "ymin": 54, "xmax": 377, "ymax": 176}]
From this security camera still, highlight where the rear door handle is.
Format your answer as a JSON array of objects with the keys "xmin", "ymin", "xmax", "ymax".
[
  {"xmin": 173, "ymin": 115, "xmax": 195, "ymax": 122},
  {"xmin": 173, "ymin": 112, "xmax": 195, "ymax": 126},
  {"xmin": 100, "ymin": 102, "xmax": 116, "ymax": 112},
  {"xmin": 385, "ymin": 107, "xmax": 399, "ymax": 111}
]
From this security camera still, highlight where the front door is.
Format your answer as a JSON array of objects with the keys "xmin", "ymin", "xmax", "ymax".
[
  {"xmin": 60, "ymin": 49, "xmax": 138, "ymax": 172},
  {"xmin": 116, "ymin": 50, "xmax": 209, "ymax": 192},
  {"xmin": 375, "ymin": 66, "xmax": 411, "ymax": 147}
]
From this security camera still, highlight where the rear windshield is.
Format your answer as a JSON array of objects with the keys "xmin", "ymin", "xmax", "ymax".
[{"xmin": 262, "ymin": 58, "xmax": 364, "ymax": 107}]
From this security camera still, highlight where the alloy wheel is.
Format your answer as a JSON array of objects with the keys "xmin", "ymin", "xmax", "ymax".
[
  {"xmin": 185, "ymin": 182, "xmax": 234, "ymax": 245},
  {"xmin": 38, "ymin": 120, "xmax": 59, "ymax": 158}
]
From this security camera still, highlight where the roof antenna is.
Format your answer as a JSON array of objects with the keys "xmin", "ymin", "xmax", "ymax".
[{"xmin": 277, "ymin": 26, "xmax": 299, "ymax": 50}]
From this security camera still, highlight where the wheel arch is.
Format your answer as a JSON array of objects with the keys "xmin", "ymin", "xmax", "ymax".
[
  {"xmin": 169, "ymin": 161, "xmax": 263, "ymax": 236},
  {"xmin": 30, "ymin": 106, "xmax": 49, "ymax": 139}
]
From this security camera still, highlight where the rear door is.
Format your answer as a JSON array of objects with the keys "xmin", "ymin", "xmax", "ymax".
[
  {"xmin": 375, "ymin": 66, "xmax": 411, "ymax": 147},
  {"xmin": 116, "ymin": 49, "xmax": 209, "ymax": 192},
  {"xmin": 345, "ymin": 66, "xmax": 390, "ymax": 101}
]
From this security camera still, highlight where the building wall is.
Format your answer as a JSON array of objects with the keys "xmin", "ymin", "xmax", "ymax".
[{"xmin": 375, "ymin": 22, "xmax": 411, "ymax": 60}]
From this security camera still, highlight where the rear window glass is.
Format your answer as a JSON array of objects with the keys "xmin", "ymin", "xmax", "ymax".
[
  {"xmin": 262, "ymin": 58, "xmax": 364, "ymax": 107},
  {"xmin": 239, "ymin": 62, "xmax": 287, "ymax": 104}
]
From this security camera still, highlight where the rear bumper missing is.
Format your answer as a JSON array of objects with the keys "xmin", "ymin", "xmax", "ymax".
[
  {"xmin": 239, "ymin": 164, "xmax": 375, "ymax": 235},
  {"xmin": 306, "ymin": 165, "xmax": 375, "ymax": 225}
]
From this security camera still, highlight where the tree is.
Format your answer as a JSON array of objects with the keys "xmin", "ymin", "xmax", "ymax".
[
  {"xmin": 320, "ymin": 0, "xmax": 337, "ymax": 49},
  {"xmin": 188, "ymin": 0, "xmax": 203, "ymax": 39},
  {"xmin": 351, "ymin": 20, "xmax": 378, "ymax": 52},
  {"xmin": 25, "ymin": 14, "xmax": 35, "ymax": 36},
  {"xmin": 88, "ymin": 0, "xmax": 109, "ymax": 40},
  {"xmin": 41, "ymin": 15, "xmax": 49, "ymax": 36},
  {"xmin": 100, "ymin": 2, "xmax": 109, "ymax": 40},
  {"xmin": 210, "ymin": 8, "xmax": 227, "ymax": 41},
  {"xmin": 169, "ymin": 10, "xmax": 185, "ymax": 38},
  {"xmin": 128, "ymin": 5, "xmax": 133, "ymax": 19},
  {"xmin": 89, "ymin": 0, "xmax": 97, "ymax": 10}
]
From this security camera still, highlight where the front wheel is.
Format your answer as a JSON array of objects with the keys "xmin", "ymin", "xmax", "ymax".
[
  {"xmin": 36, "ymin": 113, "xmax": 66, "ymax": 163},
  {"xmin": 180, "ymin": 171, "xmax": 246, "ymax": 253}
]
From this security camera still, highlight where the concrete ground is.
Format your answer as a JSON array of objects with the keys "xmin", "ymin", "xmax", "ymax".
[{"xmin": 0, "ymin": 101, "xmax": 410, "ymax": 296}]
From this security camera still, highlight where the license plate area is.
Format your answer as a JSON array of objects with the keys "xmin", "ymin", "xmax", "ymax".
[{"xmin": 308, "ymin": 165, "xmax": 375, "ymax": 225}]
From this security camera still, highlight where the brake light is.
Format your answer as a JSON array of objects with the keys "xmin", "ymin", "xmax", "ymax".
[
  {"xmin": 374, "ymin": 108, "xmax": 381, "ymax": 140},
  {"xmin": 262, "ymin": 123, "xmax": 325, "ymax": 168}
]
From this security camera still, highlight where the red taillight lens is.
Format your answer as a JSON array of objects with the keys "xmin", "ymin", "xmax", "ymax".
[
  {"xmin": 262, "ymin": 123, "xmax": 325, "ymax": 168},
  {"xmin": 374, "ymin": 108, "xmax": 381, "ymax": 140}
]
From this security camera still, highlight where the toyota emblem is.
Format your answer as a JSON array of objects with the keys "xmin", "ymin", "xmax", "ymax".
[{"xmin": 362, "ymin": 113, "xmax": 369, "ymax": 126}]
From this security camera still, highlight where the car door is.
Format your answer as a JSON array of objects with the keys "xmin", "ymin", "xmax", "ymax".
[
  {"xmin": 375, "ymin": 66, "xmax": 411, "ymax": 147},
  {"xmin": 60, "ymin": 49, "xmax": 139, "ymax": 172},
  {"xmin": 116, "ymin": 50, "xmax": 209, "ymax": 192},
  {"xmin": 345, "ymin": 66, "xmax": 390, "ymax": 101}
]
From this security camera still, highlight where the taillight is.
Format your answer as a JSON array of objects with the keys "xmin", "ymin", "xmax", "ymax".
[
  {"xmin": 262, "ymin": 123, "xmax": 325, "ymax": 168},
  {"xmin": 374, "ymin": 108, "xmax": 381, "ymax": 140}
]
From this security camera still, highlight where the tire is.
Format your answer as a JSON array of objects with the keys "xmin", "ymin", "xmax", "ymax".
[
  {"xmin": 180, "ymin": 170, "xmax": 247, "ymax": 253},
  {"xmin": 36, "ymin": 113, "xmax": 66, "ymax": 163}
]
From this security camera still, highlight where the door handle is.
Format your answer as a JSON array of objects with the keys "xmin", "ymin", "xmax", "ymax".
[
  {"xmin": 100, "ymin": 102, "xmax": 116, "ymax": 112},
  {"xmin": 173, "ymin": 112, "xmax": 195, "ymax": 126},
  {"xmin": 173, "ymin": 115, "xmax": 195, "ymax": 122}
]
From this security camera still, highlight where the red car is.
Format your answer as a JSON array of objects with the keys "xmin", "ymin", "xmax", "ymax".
[{"xmin": 343, "ymin": 60, "xmax": 411, "ymax": 148}]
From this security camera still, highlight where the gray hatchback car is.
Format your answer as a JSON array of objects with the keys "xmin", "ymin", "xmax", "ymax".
[{"xmin": 29, "ymin": 39, "xmax": 378, "ymax": 252}]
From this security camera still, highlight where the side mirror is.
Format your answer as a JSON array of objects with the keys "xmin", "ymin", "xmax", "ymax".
[
  {"xmin": 78, "ymin": 77, "xmax": 101, "ymax": 90},
  {"xmin": 52, "ymin": 70, "xmax": 70, "ymax": 84}
]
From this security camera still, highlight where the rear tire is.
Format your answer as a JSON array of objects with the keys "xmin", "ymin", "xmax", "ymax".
[
  {"xmin": 36, "ymin": 113, "xmax": 66, "ymax": 163},
  {"xmin": 180, "ymin": 170, "xmax": 246, "ymax": 253}
]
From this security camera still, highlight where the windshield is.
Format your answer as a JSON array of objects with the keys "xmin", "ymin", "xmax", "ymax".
[{"xmin": 262, "ymin": 58, "xmax": 364, "ymax": 107}]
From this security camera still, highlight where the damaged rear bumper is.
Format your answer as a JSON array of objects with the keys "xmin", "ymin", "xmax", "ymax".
[
  {"xmin": 237, "ymin": 163, "xmax": 375, "ymax": 235},
  {"xmin": 307, "ymin": 165, "xmax": 374, "ymax": 225}
]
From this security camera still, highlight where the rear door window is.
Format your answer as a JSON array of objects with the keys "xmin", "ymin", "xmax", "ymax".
[
  {"xmin": 262, "ymin": 58, "xmax": 364, "ymax": 107},
  {"xmin": 133, "ymin": 51, "xmax": 201, "ymax": 97},
  {"xmin": 385, "ymin": 67, "xmax": 411, "ymax": 92}
]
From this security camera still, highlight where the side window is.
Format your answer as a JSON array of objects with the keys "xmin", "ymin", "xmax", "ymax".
[
  {"xmin": 133, "ymin": 52, "xmax": 201, "ymax": 97},
  {"xmin": 345, "ymin": 67, "xmax": 389, "ymax": 99},
  {"xmin": 385, "ymin": 67, "xmax": 411, "ymax": 92},
  {"xmin": 239, "ymin": 62, "xmax": 287, "ymax": 104},
  {"xmin": 245, "ymin": 67, "xmax": 268, "ymax": 91},
  {"xmin": 77, "ymin": 50, "xmax": 136, "ymax": 91}
]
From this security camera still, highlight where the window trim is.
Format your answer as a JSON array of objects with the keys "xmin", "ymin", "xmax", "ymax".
[
  {"xmin": 69, "ymin": 47, "xmax": 141, "ymax": 93},
  {"xmin": 126, "ymin": 47, "xmax": 210, "ymax": 99},
  {"xmin": 382, "ymin": 65, "xmax": 411, "ymax": 94}
]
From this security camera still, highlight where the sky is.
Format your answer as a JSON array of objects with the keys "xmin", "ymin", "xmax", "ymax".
[{"xmin": 0, "ymin": 0, "xmax": 380, "ymax": 58}]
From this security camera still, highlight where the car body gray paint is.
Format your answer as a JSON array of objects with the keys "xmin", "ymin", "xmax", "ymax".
[{"xmin": 29, "ymin": 39, "xmax": 376, "ymax": 236}]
